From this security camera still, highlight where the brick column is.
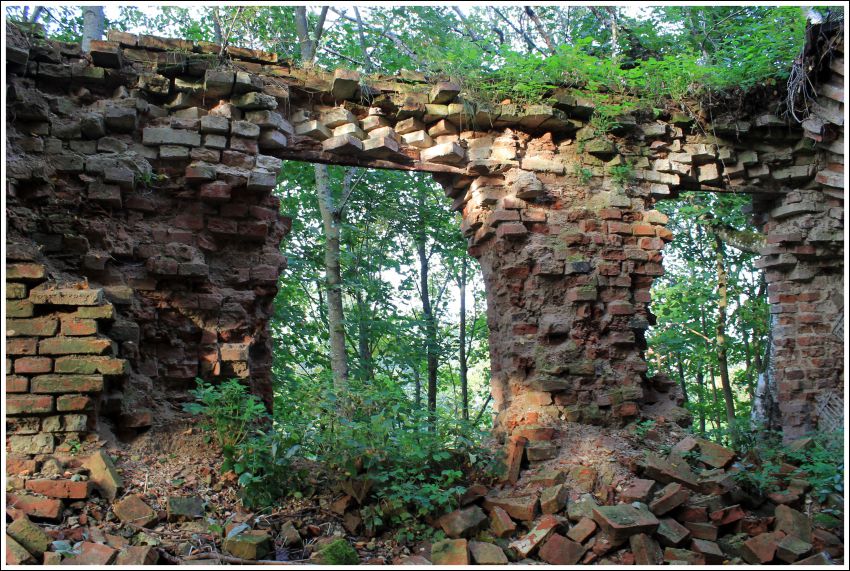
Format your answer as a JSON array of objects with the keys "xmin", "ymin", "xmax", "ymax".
[
  {"xmin": 462, "ymin": 160, "xmax": 683, "ymax": 441},
  {"xmin": 757, "ymin": 189, "xmax": 843, "ymax": 439}
]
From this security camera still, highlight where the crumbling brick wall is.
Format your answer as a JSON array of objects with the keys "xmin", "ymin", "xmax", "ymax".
[{"xmin": 4, "ymin": 23, "xmax": 843, "ymax": 466}]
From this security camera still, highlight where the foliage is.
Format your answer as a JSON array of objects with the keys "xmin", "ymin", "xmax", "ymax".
[
  {"xmin": 289, "ymin": 376, "xmax": 495, "ymax": 538},
  {"xmin": 730, "ymin": 427, "xmax": 844, "ymax": 518},
  {"xmin": 608, "ymin": 162, "xmax": 635, "ymax": 188},
  {"xmin": 183, "ymin": 378, "xmax": 268, "ymax": 450},
  {"xmin": 632, "ymin": 419, "xmax": 656, "ymax": 438}
]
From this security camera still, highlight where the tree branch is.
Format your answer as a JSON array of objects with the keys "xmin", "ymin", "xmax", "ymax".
[
  {"xmin": 524, "ymin": 6, "xmax": 556, "ymax": 54},
  {"xmin": 492, "ymin": 7, "xmax": 546, "ymax": 55}
]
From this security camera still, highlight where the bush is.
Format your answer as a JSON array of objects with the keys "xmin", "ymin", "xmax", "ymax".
[
  {"xmin": 183, "ymin": 378, "xmax": 302, "ymax": 507},
  {"xmin": 301, "ymin": 377, "xmax": 496, "ymax": 538},
  {"xmin": 183, "ymin": 378, "xmax": 268, "ymax": 450},
  {"xmin": 184, "ymin": 376, "xmax": 496, "ymax": 526}
]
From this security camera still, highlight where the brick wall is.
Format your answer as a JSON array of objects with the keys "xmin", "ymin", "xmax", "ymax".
[{"xmin": 4, "ymin": 22, "xmax": 844, "ymax": 460}]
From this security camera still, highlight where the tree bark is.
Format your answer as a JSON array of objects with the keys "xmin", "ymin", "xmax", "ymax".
[
  {"xmin": 356, "ymin": 290, "xmax": 372, "ymax": 381},
  {"xmin": 523, "ymin": 7, "xmax": 555, "ymax": 53},
  {"xmin": 415, "ymin": 190, "xmax": 438, "ymax": 425},
  {"xmin": 459, "ymin": 257, "xmax": 469, "ymax": 421},
  {"xmin": 695, "ymin": 367, "xmax": 706, "ymax": 434},
  {"xmin": 295, "ymin": 8, "xmax": 347, "ymax": 391},
  {"xmin": 714, "ymin": 235, "xmax": 737, "ymax": 432},
  {"xmin": 676, "ymin": 352, "xmax": 688, "ymax": 403},
  {"xmin": 315, "ymin": 166, "xmax": 349, "ymax": 391},
  {"xmin": 709, "ymin": 367, "xmax": 721, "ymax": 435},
  {"xmin": 294, "ymin": 7, "xmax": 316, "ymax": 63},
  {"xmin": 81, "ymin": 6, "xmax": 105, "ymax": 52}
]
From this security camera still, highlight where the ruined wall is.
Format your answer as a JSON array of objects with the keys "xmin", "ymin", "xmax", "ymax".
[
  {"xmin": 4, "ymin": 24, "xmax": 844, "ymax": 466},
  {"xmin": 753, "ymin": 25, "xmax": 845, "ymax": 439}
]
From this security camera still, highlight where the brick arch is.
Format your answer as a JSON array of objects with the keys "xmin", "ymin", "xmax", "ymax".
[{"xmin": 5, "ymin": 25, "xmax": 842, "ymax": 460}]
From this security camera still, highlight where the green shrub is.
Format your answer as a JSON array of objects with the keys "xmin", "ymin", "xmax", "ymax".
[
  {"xmin": 301, "ymin": 378, "xmax": 496, "ymax": 538},
  {"xmin": 183, "ymin": 378, "xmax": 303, "ymax": 507},
  {"xmin": 185, "ymin": 376, "xmax": 495, "ymax": 525},
  {"xmin": 183, "ymin": 378, "xmax": 268, "ymax": 450}
]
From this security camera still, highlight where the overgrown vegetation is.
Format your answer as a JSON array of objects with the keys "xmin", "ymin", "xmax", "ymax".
[
  {"xmin": 731, "ymin": 428, "xmax": 844, "ymax": 526},
  {"xmin": 185, "ymin": 377, "xmax": 494, "ymax": 538}
]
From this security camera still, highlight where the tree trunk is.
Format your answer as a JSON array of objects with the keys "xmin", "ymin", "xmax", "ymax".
[
  {"xmin": 714, "ymin": 235, "xmax": 737, "ymax": 432},
  {"xmin": 695, "ymin": 367, "xmax": 706, "ymax": 434},
  {"xmin": 415, "ymin": 190, "xmax": 438, "ymax": 425},
  {"xmin": 709, "ymin": 367, "xmax": 722, "ymax": 435},
  {"xmin": 356, "ymin": 290, "xmax": 372, "ymax": 381},
  {"xmin": 743, "ymin": 331, "xmax": 755, "ymax": 400},
  {"xmin": 294, "ymin": 7, "xmax": 316, "ymax": 63},
  {"xmin": 459, "ymin": 257, "xmax": 469, "ymax": 421},
  {"xmin": 315, "ymin": 166, "xmax": 348, "ymax": 391},
  {"xmin": 81, "ymin": 6, "xmax": 105, "ymax": 52},
  {"xmin": 295, "ymin": 8, "xmax": 346, "ymax": 391},
  {"xmin": 417, "ymin": 238, "xmax": 438, "ymax": 425},
  {"xmin": 676, "ymin": 353, "xmax": 688, "ymax": 403}
]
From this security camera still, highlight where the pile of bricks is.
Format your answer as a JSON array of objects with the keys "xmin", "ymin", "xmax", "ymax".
[{"xmin": 420, "ymin": 435, "xmax": 841, "ymax": 565}]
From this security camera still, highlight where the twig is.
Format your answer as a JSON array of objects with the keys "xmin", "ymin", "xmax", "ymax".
[{"xmin": 183, "ymin": 553, "xmax": 308, "ymax": 564}]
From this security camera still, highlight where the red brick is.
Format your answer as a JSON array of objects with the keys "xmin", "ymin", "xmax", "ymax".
[
  {"xmin": 6, "ymin": 457, "xmax": 38, "ymax": 475},
  {"xmin": 539, "ymin": 533, "xmax": 586, "ymax": 565},
  {"xmin": 7, "ymin": 394, "xmax": 53, "ymax": 414},
  {"xmin": 6, "ymin": 375, "xmax": 29, "ymax": 393},
  {"xmin": 26, "ymin": 479, "xmax": 90, "ymax": 499},
  {"xmin": 638, "ymin": 237, "xmax": 664, "ymax": 250},
  {"xmin": 6, "ymin": 263, "xmax": 46, "ymax": 280},
  {"xmin": 709, "ymin": 504, "xmax": 745, "ymax": 526},
  {"xmin": 606, "ymin": 221, "xmax": 632, "ymax": 234},
  {"xmin": 599, "ymin": 208, "xmax": 622, "ymax": 220},
  {"xmin": 484, "ymin": 495, "xmax": 538, "ymax": 522},
  {"xmin": 7, "ymin": 337, "xmax": 38, "ymax": 355},
  {"xmin": 502, "ymin": 435, "xmax": 527, "ymax": 484},
  {"xmin": 496, "ymin": 222, "xmax": 528, "ymax": 239},
  {"xmin": 38, "ymin": 336, "xmax": 111, "ymax": 355},
  {"xmin": 620, "ymin": 479, "xmax": 655, "ymax": 503},
  {"xmin": 566, "ymin": 517, "xmax": 597, "ymax": 543},
  {"xmin": 239, "ymin": 220, "xmax": 269, "ymax": 240},
  {"xmin": 509, "ymin": 514, "xmax": 561, "ymax": 558},
  {"xmin": 5, "ymin": 493, "xmax": 63, "ymax": 521},
  {"xmin": 74, "ymin": 542, "xmax": 117, "ymax": 565},
  {"xmin": 632, "ymin": 223, "xmax": 655, "ymax": 236},
  {"xmin": 199, "ymin": 181, "xmax": 231, "ymax": 203},
  {"xmin": 30, "ymin": 374, "xmax": 104, "ymax": 394},
  {"xmin": 14, "ymin": 356, "xmax": 52, "ymax": 374},
  {"xmin": 649, "ymin": 483, "xmax": 689, "ymax": 516},
  {"xmin": 60, "ymin": 317, "xmax": 98, "ymax": 336},
  {"xmin": 742, "ymin": 531, "xmax": 784, "ymax": 564},
  {"xmin": 630, "ymin": 533, "xmax": 663, "ymax": 565},
  {"xmin": 490, "ymin": 506, "xmax": 517, "ymax": 538},
  {"xmin": 57, "ymin": 394, "xmax": 94, "ymax": 411},
  {"xmin": 6, "ymin": 317, "xmax": 58, "ymax": 337},
  {"xmin": 685, "ymin": 521, "xmax": 718, "ymax": 541}
]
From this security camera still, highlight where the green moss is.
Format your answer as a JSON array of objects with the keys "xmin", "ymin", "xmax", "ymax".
[{"xmin": 315, "ymin": 539, "xmax": 359, "ymax": 565}]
